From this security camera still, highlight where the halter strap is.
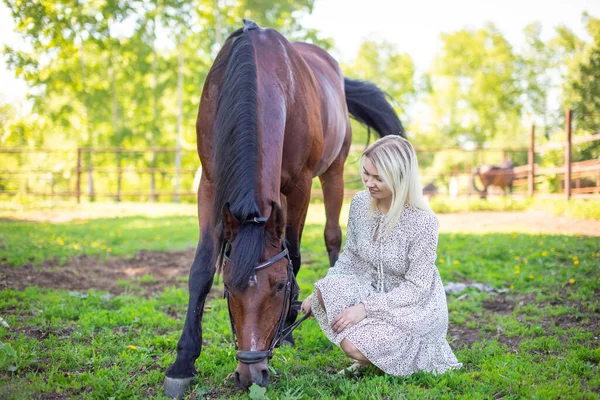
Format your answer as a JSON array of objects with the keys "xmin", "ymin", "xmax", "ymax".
[{"xmin": 243, "ymin": 216, "xmax": 268, "ymax": 225}]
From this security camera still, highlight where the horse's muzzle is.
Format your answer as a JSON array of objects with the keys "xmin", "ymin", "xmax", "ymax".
[{"xmin": 234, "ymin": 359, "xmax": 269, "ymax": 389}]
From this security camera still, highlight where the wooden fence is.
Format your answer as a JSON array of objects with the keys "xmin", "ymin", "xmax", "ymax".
[{"xmin": 1, "ymin": 110, "xmax": 598, "ymax": 202}]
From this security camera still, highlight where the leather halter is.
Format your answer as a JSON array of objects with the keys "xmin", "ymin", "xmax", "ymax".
[{"xmin": 222, "ymin": 216, "xmax": 311, "ymax": 364}]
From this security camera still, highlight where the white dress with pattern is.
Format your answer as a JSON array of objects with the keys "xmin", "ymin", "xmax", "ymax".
[{"xmin": 311, "ymin": 190, "xmax": 462, "ymax": 376}]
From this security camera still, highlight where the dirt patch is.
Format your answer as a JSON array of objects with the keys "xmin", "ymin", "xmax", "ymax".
[
  {"xmin": 0, "ymin": 248, "xmax": 198, "ymax": 296},
  {"xmin": 16, "ymin": 326, "xmax": 75, "ymax": 341},
  {"xmin": 482, "ymin": 296, "xmax": 515, "ymax": 315},
  {"xmin": 437, "ymin": 210, "xmax": 600, "ymax": 236}
]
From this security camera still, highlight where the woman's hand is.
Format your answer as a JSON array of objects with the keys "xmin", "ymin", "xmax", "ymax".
[
  {"xmin": 301, "ymin": 294, "xmax": 313, "ymax": 316},
  {"xmin": 331, "ymin": 303, "xmax": 366, "ymax": 334}
]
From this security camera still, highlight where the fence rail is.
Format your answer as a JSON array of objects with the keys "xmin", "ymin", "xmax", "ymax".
[{"xmin": 1, "ymin": 109, "xmax": 598, "ymax": 202}]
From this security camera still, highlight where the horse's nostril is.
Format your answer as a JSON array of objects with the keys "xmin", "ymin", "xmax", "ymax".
[{"xmin": 261, "ymin": 368, "xmax": 269, "ymax": 385}]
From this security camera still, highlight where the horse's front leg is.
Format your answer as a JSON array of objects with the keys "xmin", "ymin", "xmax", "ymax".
[
  {"xmin": 164, "ymin": 231, "xmax": 215, "ymax": 398},
  {"xmin": 165, "ymin": 179, "xmax": 216, "ymax": 399}
]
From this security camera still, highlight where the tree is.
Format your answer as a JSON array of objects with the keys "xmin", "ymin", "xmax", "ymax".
[
  {"xmin": 427, "ymin": 24, "xmax": 522, "ymax": 147},
  {"xmin": 562, "ymin": 14, "xmax": 600, "ymax": 134},
  {"xmin": 518, "ymin": 22, "xmax": 556, "ymax": 138},
  {"xmin": 342, "ymin": 39, "xmax": 416, "ymax": 143}
]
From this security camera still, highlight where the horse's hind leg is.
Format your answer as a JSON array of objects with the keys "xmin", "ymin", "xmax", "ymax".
[
  {"xmin": 165, "ymin": 179, "xmax": 216, "ymax": 399},
  {"xmin": 319, "ymin": 157, "xmax": 345, "ymax": 266}
]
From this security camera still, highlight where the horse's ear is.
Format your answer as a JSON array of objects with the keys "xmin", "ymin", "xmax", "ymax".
[
  {"xmin": 266, "ymin": 202, "xmax": 285, "ymax": 239},
  {"xmin": 222, "ymin": 203, "xmax": 241, "ymax": 242}
]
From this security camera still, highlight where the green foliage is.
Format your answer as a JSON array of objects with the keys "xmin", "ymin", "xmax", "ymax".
[
  {"xmin": 342, "ymin": 40, "xmax": 416, "ymax": 120},
  {"xmin": 2, "ymin": 6, "xmax": 600, "ymax": 201},
  {"xmin": 562, "ymin": 14, "xmax": 600, "ymax": 134},
  {"xmin": 426, "ymin": 24, "xmax": 522, "ymax": 147}
]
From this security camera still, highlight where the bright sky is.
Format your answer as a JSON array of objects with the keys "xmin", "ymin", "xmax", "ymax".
[{"xmin": 1, "ymin": 0, "xmax": 599, "ymax": 106}]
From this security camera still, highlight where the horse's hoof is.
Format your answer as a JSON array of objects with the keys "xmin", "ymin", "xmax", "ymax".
[{"xmin": 164, "ymin": 376, "xmax": 195, "ymax": 399}]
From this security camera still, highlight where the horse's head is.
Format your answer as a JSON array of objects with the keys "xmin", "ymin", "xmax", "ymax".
[{"xmin": 221, "ymin": 202, "xmax": 293, "ymax": 389}]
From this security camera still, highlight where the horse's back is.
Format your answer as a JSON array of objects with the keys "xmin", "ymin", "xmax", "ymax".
[{"xmin": 291, "ymin": 42, "xmax": 351, "ymax": 176}]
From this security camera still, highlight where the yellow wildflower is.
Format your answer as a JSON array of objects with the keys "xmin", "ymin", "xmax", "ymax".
[
  {"xmin": 453, "ymin": 260, "xmax": 460, "ymax": 265},
  {"xmin": 439, "ymin": 259, "xmax": 445, "ymax": 264},
  {"xmin": 127, "ymin": 345, "xmax": 137, "ymax": 350},
  {"xmin": 529, "ymin": 274, "xmax": 534, "ymax": 279},
  {"xmin": 569, "ymin": 278, "xmax": 576, "ymax": 284},
  {"xmin": 574, "ymin": 260, "xmax": 579, "ymax": 265},
  {"xmin": 58, "ymin": 239, "xmax": 64, "ymax": 245},
  {"xmin": 510, "ymin": 285, "xmax": 514, "ymax": 290},
  {"xmin": 541, "ymin": 251, "xmax": 548, "ymax": 256},
  {"xmin": 515, "ymin": 270, "xmax": 520, "ymax": 275}
]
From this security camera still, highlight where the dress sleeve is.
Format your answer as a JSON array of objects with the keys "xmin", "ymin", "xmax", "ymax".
[
  {"xmin": 323, "ymin": 194, "xmax": 366, "ymax": 276},
  {"xmin": 361, "ymin": 212, "xmax": 439, "ymax": 319}
]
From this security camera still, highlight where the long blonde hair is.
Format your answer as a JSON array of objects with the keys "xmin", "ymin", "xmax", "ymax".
[{"xmin": 359, "ymin": 136, "xmax": 431, "ymax": 232}]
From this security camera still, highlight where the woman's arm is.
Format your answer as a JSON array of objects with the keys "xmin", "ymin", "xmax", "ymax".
[{"xmin": 360, "ymin": 212, "xmax": 439, "ymax": 319}]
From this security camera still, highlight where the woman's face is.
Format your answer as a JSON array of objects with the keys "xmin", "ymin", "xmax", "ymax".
[{"xmin": 362, "ymin": 156, "xmax": 393, "ymax": 201}]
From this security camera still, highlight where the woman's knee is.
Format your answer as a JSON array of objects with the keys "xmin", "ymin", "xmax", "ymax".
[{"xmin": 340, "ymin": 339, "xmax": 361, "ymax": 358}]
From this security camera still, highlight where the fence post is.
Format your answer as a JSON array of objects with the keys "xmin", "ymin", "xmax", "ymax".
[
  {"xmin": 528, "ymin": 124, "xmax": 535, "ymax": 196},
  {"xmin": 565, "ymin": 109, "xmax": 572, "ymax": 201},
  {"xmin": 76, "ymin": 148, "xmax": 82, "ymax": 204}
]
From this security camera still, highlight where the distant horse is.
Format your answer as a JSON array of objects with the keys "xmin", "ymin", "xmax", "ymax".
[
  {"xmin": 472, "ymin": 160, "xmax": 515, "ymax": 198},
  {"xmin": 164, "ymin": 20, "xmax": 403, "ymax": 397}
]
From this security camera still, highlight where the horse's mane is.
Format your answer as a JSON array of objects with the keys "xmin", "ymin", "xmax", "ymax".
[{"xmin": 212, "ymin": 22, "xmax": 264, "ymax": 290}]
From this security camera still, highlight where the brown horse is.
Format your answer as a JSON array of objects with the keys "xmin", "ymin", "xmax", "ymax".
[
  {"xmin": 472, "ymin": 160, "xmax": 515, "ymax": 198},
  {"xmin": 164, "ymin": 20, "xmax": 403, "ymax": 397}
]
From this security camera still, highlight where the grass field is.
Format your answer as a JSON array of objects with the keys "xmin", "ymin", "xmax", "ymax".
[{"xmin": 1, "ymin": 203, "xmax": 599, "ymax": 399}]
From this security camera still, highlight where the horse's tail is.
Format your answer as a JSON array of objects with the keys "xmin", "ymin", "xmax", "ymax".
[
  {"xmin": 472, "ymin": 168, "xmax": 484, "ymax": 193},
  {"xmin": 343, "ymin": 78, "xmax": 404, "ymax": 138}
]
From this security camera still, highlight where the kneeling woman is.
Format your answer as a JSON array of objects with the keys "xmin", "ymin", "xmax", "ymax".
[{"xmin": 301, "ymin": 136, "xmax": 462, "ymax": 375}]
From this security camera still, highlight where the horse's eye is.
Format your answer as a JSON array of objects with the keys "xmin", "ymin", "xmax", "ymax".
[{"xmin": 275, "ymin": 281, "xmax": 287, "ymax": 292}]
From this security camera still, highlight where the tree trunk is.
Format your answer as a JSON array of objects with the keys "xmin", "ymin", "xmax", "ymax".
[
  {"xmin": 150, "ymin": 17, "xmax": 159, "ymax": 202},
  {"xmin": 79, "ymin": 38, "xmax": 95, "ymax": 201},
  {"xmin": 174, "ymin": 35, "xmax": 184, "ymax": 203},
  {"xmin": 109, "ymin": 60, "xmax": 123, "ymax": 202}
]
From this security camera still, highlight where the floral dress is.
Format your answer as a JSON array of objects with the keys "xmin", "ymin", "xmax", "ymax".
[{"xmin": 311, "ymin": 190, "xmax": 462, "ymax": 376}]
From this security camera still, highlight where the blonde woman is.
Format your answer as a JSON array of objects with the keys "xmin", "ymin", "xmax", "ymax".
[{"xmin": 301, "ymin": 136, "xmax": 461, "ymax": 376}]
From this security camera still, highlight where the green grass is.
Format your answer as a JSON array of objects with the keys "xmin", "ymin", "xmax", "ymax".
[
  {"xmin": 533, "ymin": 198, "xmax": 600, "ymax": 220},
  {"xmin": 428, "ymin": 195, "xmax": 600, "ymax": 219},
  {"xmin": 0, "ymin": 215, "xmax": 198, "ymax": 267},
  {"xmin": 1, "ymin": 208, "xmax": 599, "ymax": 399},
  {"xmin": 428, "ymin": 196, "xmax": 533, "ymax": 214}
]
